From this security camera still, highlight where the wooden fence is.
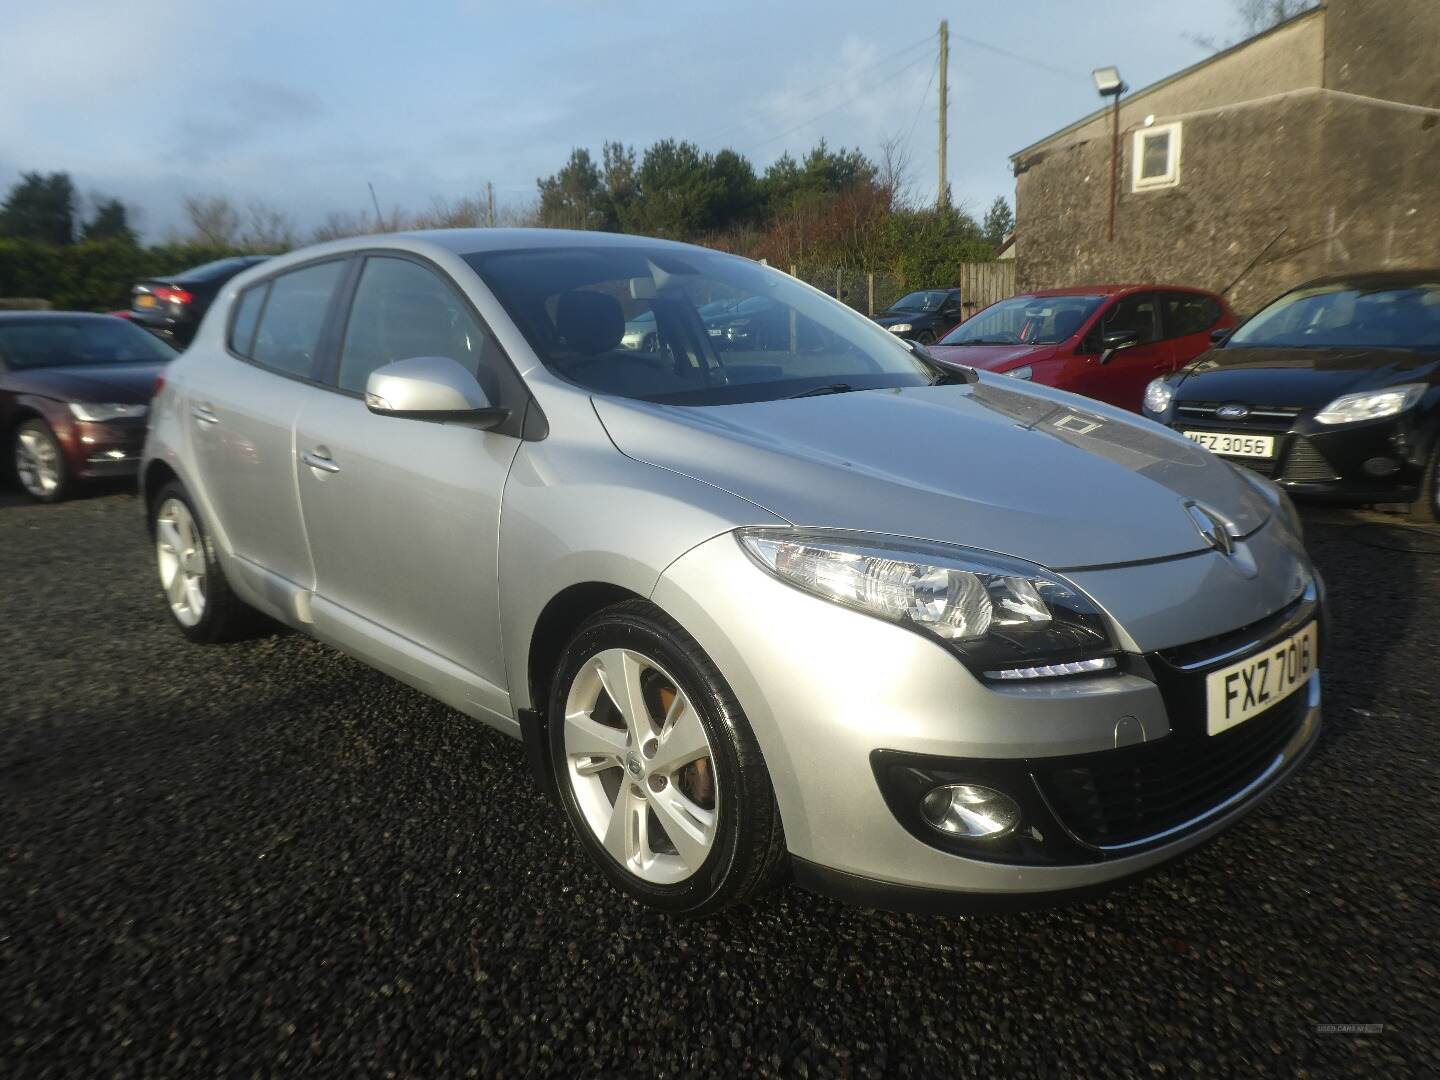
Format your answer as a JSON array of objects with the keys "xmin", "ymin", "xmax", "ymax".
[{"xmin": 957, "ymin": 261, "xmax": 1016, "ymax": 316}]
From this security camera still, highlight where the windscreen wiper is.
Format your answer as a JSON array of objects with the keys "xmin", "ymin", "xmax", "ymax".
[{"xmin": 787, "ymin": 383, "xmax": 855, "ymax": 399}]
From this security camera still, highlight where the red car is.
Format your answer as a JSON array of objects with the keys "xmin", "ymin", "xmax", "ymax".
[
  {"xmin": 929, "ymin": 285, "xmax": 1237, "ymax": 412},
  {"xmin": 1, "ymin": 312, "xmax": 174, "ymax": 502}
]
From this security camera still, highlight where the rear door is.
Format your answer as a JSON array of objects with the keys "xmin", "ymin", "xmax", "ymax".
[
  {"xmin": 1160, "ymin": 290, "xmax": 1227, "ymax": 370},
  {"xmin": 1068, "ymin": 291, "xmax": 1172, "ymax": 411},
  {"xmin": 186, "ymin": 258, "xmax": 348, "ymax": 589},
  {"xmin": 293, "ymin": 253, "xmax": 522, "ymax": 707}
]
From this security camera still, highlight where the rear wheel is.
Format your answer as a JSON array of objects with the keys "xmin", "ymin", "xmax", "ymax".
[
  {"xmin": 151, "ymin": 480, "xmax": 259, "ymax": 642},
  {"xmin": 13, "ymin": 419, "xmax": 69, "ymax": 503},
  {"xmin": 548, "ymin": 600, "xmax": 786, "ymax": 915}
]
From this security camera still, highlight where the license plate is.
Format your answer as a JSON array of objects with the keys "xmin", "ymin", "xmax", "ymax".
[
  {"xmin": 1205, "ymin": 621, "xmax": 1318, "ymax": 735},
  {"xmin": 1182, "ymin": 430, "xmax": 1275, "ymax": 458},
  {"xmin": 135, "ymin": 295, "xmax": 158, "ymax": 309}
]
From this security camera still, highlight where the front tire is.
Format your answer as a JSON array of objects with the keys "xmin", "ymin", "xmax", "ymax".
[
  {"xmin": 150, "ymin": 480, "xmax": 258, "ymax": 642},
  {"xmin": 547, "ymin": 600, "xmax": 786, "ymax": 915},
  {"xmin": 13, "ymin": 419, "xmax": 70, "ymax": 503}
]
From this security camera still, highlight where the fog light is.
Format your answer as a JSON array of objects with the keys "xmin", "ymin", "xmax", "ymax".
[
  {"xmin": 919, "ymin": 783, "xmax": 1020, "ymax": 839},
  {"xmin": 1363, "ymin": 456, "xmax": 1399, "ymax": 476}
]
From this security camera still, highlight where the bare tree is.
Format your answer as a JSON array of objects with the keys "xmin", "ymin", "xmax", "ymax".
[
  {"xmin": 180, "ymin": 194, "xmax": 240, "ymax": 247},
  {"xmin": 310, "ymin": 209, "xmax": 375, "ymax": 243},
  {"xmin": 238, "ymin": 200, "xmax": 298, "ymax": 252},
  {"xmin": 876, "ymin": 136, "xmax": 913, "ymax": 210},
  {"xmin": 1189, "ymin": 0, "xmax": 1317, "ymax": 51}
]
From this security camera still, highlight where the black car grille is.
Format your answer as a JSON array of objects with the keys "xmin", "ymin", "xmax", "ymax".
[
  {"xmin": 1034, "ymin": 690, "xmax": 1308, "ymax": 849},
  {"xmin": 1173, "ymin": 402, "xmax": 1303, "ymax": 431},
  {"xmin": 1279, "ymin": 436, "xmax": 1340, "ymax": 482}
]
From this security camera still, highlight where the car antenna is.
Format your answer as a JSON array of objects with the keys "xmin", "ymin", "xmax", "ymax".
[{"xmin": 1221, "ymin": 224, "xmax": 1288, "ymax": 298}]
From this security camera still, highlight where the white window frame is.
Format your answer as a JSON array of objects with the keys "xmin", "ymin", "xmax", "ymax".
[{"xmin": 1132, "ymin": 122, "xmax": 1182, "ymax": 192}]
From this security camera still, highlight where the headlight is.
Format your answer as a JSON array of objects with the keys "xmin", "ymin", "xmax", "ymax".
[
  {"xmin": 68, "ymin": 402, "xmax": 148, "ymax": 421},
  {"xmin": 1143, "ymin": 377, "xmax": 1174, "ymax": 414},
  {"xmin": 1314, "ymin": 383, "xmax": 1425, "ymax": 425},
  {"xmin": 1005, "ymin": 365, "xmax": 1033, "ymax": 380},
  {"xmin": 887, "ymin": 323, "xmax": 913, "ymax": 334},
  {"xmin": 737, "ymin": 528, "xmax": 1116, "ymax": 678}
]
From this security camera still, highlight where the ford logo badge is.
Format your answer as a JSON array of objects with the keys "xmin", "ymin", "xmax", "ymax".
[{"xmin": 1216, "ymin": 404, "xmax": 1250, "ymax": 420}]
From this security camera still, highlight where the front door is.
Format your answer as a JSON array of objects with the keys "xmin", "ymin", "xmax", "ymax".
[
  {"xmin": 293, "ymin": 254, "xmax": 521, "ymax": 700},
  {"xmin": 1068, "ymin": 291, "xmax": 1174, "ymax": 411}
]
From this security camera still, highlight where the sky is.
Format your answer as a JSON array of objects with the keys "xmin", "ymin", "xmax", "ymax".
[{"xmin": 0, "ymin": 0, "xmax": 1249, "ymax": 241}]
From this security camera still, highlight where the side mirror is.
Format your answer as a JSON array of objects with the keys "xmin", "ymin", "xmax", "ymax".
[
  {"xmin": 1099, "ymin": 329, "xmax": 1140, "ymax": 364},
  {"xmin": 365, "ymin": 356, "xmax": 510, "ymax": 429},
  {"xmin": 1210, "ymin": 327, "xmax": 1233, "ymax": 345}
]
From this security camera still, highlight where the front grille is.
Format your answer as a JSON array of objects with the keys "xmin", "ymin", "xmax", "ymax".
[
  {"xmin": 1279, "ymin": 436, "xmax": 1340, "ymax": 482},
  {"xmin": 1174, "ymin": 402, "xmax": 1302, "ymax": 431},
  {"xmin": 1034, "ymin": 690, "xmax": 1308, "ymax": 848}
]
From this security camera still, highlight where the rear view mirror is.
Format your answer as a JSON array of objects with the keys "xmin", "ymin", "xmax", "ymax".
[
  {"xmin": 1099, "ymin": 329, "xmax": 1140, "ymax": 364},
  {"xmin": 365, "ymin": 356, "xmax": 510, "ymax": 429}
]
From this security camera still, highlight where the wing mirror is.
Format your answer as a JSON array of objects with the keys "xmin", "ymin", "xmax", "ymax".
[
  {"xmin": 1210, "ymin": 327, "xmax": 1233, "ymax": 345},
  {"xmin": 365, "ymin": 356, "xmax": 510, "ymax": 429},
  {"xmin": 1098, "ymin": 329, "xmax": 1140, "ymax": 364}
]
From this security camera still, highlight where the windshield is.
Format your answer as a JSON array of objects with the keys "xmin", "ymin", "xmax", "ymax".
[
  {"xmin": 941, "ymin": 295, "xmax": 1103, "ymax": 346},
  {"xmin": 1227, "ymin": 283, "xmax": 1440, "ymax": 350},
  {"xmin": 890, "ymin": 290, "xmax": 947, "ymax": 313},
  {"xmin": 0, "ymin": 318, "xmax": 176, "ymax": 370},
  {"xmin": 465, "ymin": 245, "xmax": 944, "ymax": 405}
]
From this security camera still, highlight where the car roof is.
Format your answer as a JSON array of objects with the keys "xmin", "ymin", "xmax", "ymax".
[
  {"xmin": 1293, "ymin": 268, "xmax": 1440, "ymax": 291},
  {"xmin": 0, "ymin": 311, "xmax": 120, "ymax": 323},
  {"xmin": 1020, "ymin": 283, "xmax": 1218, "ymax": 298},
  {"xmin": 402, "ymin": 227, "xmax": 704, "ymax": 258}
]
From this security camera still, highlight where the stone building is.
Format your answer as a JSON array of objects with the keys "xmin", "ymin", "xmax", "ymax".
[{"xmin": 1009, "ymin": 0, "xmax": 1439, "ymax": 314}]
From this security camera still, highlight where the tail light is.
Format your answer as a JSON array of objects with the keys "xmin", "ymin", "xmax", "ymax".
[{"xmin": 153, "ymin": 287, "xmax": 193, "ymax": 306}]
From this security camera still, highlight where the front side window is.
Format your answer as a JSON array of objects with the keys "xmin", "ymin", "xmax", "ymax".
[
  {"xmin": 337, "ymin": 257, "xmax": 501, "ymax": 397},
  {"xmin": 464, "ymin": 245, "xmax": 941, "ymax": 405},
  {"xmin": 249, "ymin": 260, "xmax": 346, "ymax": 378},
  {"xmin": 1133, "ymin": 122, "xmax": 1181, "ymax": 191},
  {"xmin": 1097, "ymin": 292, "xmax": 1161, "ymax": 347},
  {"xmin": 0, "ymin": 317, "xmax": 175, "ymax": 370},
  {"xmin": 1227, "ymin": 283, "xmax": 1440, "ymax": 350},
  {"xmin": 1161, "ymin": 292, "xmax": 1222, "ymax": 338},
  {"xmin": 941, "ymin": 295, "xmax": 1103, "ymax": 346}
]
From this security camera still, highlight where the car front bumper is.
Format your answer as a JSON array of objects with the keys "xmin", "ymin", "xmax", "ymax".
[{"xmin": 652, "ymin": 527, "xmax": 1322, "ymax": 910}]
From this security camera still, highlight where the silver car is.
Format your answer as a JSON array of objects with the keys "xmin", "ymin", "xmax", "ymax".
[{"xmin": 141, "ymin": 230, "xmax": 1323, "ymax": 916}]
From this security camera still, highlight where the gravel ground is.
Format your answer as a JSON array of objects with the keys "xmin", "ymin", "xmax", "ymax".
[{"xmin": 2, "ymin": 490, "xmax": 1437, "ymax": 1078}]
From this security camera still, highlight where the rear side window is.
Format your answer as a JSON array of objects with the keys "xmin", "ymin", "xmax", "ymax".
[
  {"xmin": 1162, "ymin": 292, "xmax": 1221, "ymax": 338},
  {"xmin": 249, "ymin": 261, "xmax": 345, "ymax": 378},
  {"xmin": 336, "ymin": 256, "xmax": 503, "ymax": 398},
  {"xmin": 228, "ymin": 283, "xmax": 268, "ymax": 356}
]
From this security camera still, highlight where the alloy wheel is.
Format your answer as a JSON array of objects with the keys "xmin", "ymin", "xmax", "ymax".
[
  {"xmin": 15, "ymin": 427, "xmax": 61, "ymax": 497},
  {"xmin": 562, "ymin": 648, "xmax": 719, "ymax": 885},
  {"xmin": 155, "ymin": 497, "xmax": 208, "ymax": 627}
]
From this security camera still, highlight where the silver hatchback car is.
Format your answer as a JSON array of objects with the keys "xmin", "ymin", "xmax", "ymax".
[{"xmin": 141, "ymin": 230, "xmax": 1322, "ymax": 915}]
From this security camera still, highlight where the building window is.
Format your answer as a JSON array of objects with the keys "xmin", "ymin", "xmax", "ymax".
[{"xmin": 1132, "ymin": 122, "xmax": 1181, "ymax": 191}]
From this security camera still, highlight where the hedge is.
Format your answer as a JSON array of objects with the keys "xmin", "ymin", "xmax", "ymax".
[{"xmin": 0, "ymin": 239, "xmax": 258, "ymax": 312}]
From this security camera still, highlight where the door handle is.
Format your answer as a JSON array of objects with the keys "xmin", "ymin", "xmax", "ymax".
[
  {"xmin": 191, "ymin": 403, "xmax": 219, "ymax": 425},
  {"xmin": 300, "ymin": 448, "xmax": 341, "ymax": 474}
]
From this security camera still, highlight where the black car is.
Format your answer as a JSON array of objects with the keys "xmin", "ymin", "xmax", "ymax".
[
  {"xmin": 872, "ymin": 288, "xmax": 963, "ymax": 344},
  {"xmin": 1142, "ymin": 270, "xmax": 1440, "ymax": 520},
  {"xmin": 131, "ymin": 256, "xmax": 269, "ymax": 347}
]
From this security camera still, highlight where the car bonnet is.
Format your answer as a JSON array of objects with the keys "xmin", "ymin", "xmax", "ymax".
[{"xmin": 592, "ymin": 377, "xmax": 1271, "ymax": 570}]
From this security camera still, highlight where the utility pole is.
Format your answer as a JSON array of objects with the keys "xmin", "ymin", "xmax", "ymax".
[
  {"xmin": 937, "ymin": 19, "xmax": 949, "ymax": 208},
  {"xmin": 486, "ymin": 182, "xmax": 495, "ymax": 227}
]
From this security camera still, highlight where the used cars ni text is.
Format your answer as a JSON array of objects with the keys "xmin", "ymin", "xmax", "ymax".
[
  {"xmin": 3, "ymin": 312, "xmax": 174, "ymax": 502},
  {"xmin": 142, "ymin": 230, "xmax": 1320, "ymax": 915},
  {"xmin": 1144, "ymin": 271, "xmax": 1440, "ymax": 521},
  {"xmin": 931, "ymin": 285, "xmax": 1235, "ymax": 413}
]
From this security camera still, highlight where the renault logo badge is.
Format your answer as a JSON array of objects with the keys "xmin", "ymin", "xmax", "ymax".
[{"xmin": 1187, "ymin": 502, "xmax": 1235, "ymax": 556}]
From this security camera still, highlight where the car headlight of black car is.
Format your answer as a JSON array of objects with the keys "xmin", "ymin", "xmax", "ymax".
[
  {"xmin": 737, "ymin": 528, "xmax": 1116, "ymax": 679},
  {"xmin": 1142, "ymin": 377, "xmax": 1175, "ymax": 414},
  {"xmin": 1314, "ymin": 383, "xmax": 1425, "ymax": 425}
]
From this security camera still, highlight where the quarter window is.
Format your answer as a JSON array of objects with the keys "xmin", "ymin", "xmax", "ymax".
[
  {"xmin": 1161, "ymin": 292, "xmax": 1222, "ymax": 338},
  {"xmin": 337, "ymin": 257, "xmax": 501, "ymax": 398},
  {"xmin": 228, "ymin": 283, "xmax": 268, "ymax": 357},
  {"xmin": 249, "ymin": 261, "xmax": 346, "ymax": 378},
  {"xmin": 1132, "ymin": 122, "xmax": 1181, "ymax": 191}
]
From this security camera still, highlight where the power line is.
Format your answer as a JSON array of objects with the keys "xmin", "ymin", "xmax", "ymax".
[
  {"xmin": 950, "ymin": 31, "xmax": 1088, "ymax": 81},
  {"xmin": 745, "ymin": 50, "xmax": 936, "ymax": 154},
  {"xmin": 699, "ymin": 34, "xmax": 934, "ymax": 147}
]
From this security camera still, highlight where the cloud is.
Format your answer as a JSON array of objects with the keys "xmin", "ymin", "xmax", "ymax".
[{"xmin": 169, "ymin": 80, "xmax": 325, "ymax": 164}]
